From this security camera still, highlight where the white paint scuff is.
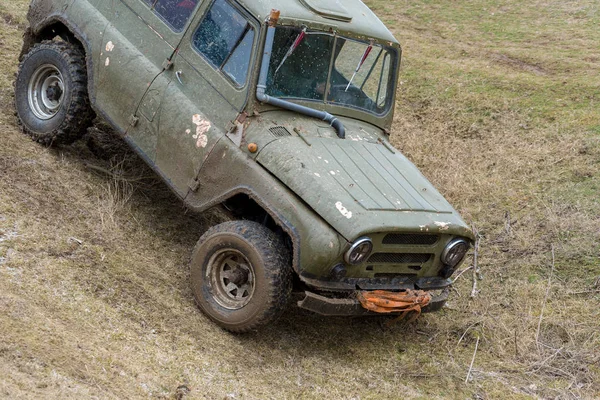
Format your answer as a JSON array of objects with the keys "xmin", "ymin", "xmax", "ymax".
[
  {"xmin": 335, "ymin": 202, "xmax": 353, "ymax": 219},
  {"xmin": 105, "ymin": 57, "xmax": 110, "ymax": 67},
  {"xmin": 434, "ymin": 221, "xmax": 451, "ymax": 231},
  {"xmin": 192, "ymin": 114, "xmax": 211, "ymax": 148},
  {"xmin": 105, "ymin": 41, "xmax": 115, "ymax": 52}
]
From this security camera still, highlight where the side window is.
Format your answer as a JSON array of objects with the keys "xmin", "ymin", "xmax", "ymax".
[
  {"xmin": 142, "ymin": 0, "xmax": 198, "ymax": 32},
  {"xmin": 192, "ymin": 0, "xmax": 255, "ymax": 86}
]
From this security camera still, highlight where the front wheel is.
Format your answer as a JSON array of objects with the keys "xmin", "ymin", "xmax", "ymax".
[
  {"xmin": 190, "ymin": 221, "xmax": 292, "ymax": 333},
  {"xmin": 14, "ymin": 40, "xmax": 93, "ymax": 145}
]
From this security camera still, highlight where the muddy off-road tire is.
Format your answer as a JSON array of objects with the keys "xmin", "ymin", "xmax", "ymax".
[
  {"xmin": 191, "ymin": 221, "xmax": 292, "ymax": 333},
  {"xmin": 14, "ymin": 40, "xmax": 92, "ymax": 145}
]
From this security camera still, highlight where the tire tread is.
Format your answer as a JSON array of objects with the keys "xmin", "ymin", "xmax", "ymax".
[
  {"xmin": 15, "ymin": 40, "xmax": 93, "ymax": 145},
  {"xmin": 192, "ymin": 221, "xmax": 292, "ymax": 333}
]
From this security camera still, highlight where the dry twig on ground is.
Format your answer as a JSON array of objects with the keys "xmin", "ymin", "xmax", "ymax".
[
  {"xmin": 465, "ymin": 336, "xmax": 480, "ymax": 383},
  {"xmin": 453, "ymin": 265, "xmax": 473, "ymax": 284},
  {"xmin": 535, "ymin": 245, "xmax": 555, "ymax": 352},
  {"xmin": 470, "ymin": 225, "xmax": 480, "ymax": 298}
]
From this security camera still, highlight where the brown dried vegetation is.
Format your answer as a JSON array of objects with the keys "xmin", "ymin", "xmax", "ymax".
[{"xmin": 1, "ymin": 0, "xmax": 599, "ymax": 398}]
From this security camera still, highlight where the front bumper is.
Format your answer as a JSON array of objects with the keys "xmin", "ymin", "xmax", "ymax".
[{"xmin": 297, "ymin": 288, "xmax": 449, "ymax": 316}]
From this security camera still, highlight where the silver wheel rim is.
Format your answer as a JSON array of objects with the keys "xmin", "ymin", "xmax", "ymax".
[
  {"xmin": 206, "ymin": 249, "xmax": 256, "ymax": 310},
  {"xmin": 28, "ymin": 64, "xmax": 65, "ymax": 120}
]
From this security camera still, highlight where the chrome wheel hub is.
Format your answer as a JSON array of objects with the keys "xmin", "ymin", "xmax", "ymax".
[
  {"xmin": 28, "ymin": 64, "xmax": 65, "ymax": 120},
  {"xmin": 206, "ymin": 249, "xmax": 255, "ymax": 310}
]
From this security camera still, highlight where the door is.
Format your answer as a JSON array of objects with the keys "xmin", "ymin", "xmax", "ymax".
[
  {"xmin": 152, "ymin": 0, "xmax": 259, "ymax": 197},
  {"xmin": 93, "ymin": 0, "xmax": 200, "ymax": 158}
]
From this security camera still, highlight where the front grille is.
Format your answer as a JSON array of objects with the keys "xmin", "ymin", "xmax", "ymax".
[
  {"xmin": 269, "ymin": 126, "xmax": 292, "ymax": 137},
  {"xmin": 368, "ymin": 253, "xmax": 432, "ymax": 264},
  {"xmin": 382, "ymin": 233, "xmax": 439, "ymax": 245}
]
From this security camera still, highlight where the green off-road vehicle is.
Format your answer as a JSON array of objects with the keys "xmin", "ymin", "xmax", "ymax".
[{"xmin": 15, "ymin": 0, "xmax": 475, "ymax": 331}]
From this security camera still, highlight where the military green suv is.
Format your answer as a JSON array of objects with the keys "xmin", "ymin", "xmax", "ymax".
[{"xmin": 15, "ymin": 0, "xmax": 474, "ymax": 331}]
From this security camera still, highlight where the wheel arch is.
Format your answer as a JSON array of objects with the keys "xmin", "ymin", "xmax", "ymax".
[
  {"xmin": 24, "ymin": 15, "xmax": 100, "ymax": 111},
  {"xmin": 193, "ymin": 188, "xmax": 302, "ymax": 277}
]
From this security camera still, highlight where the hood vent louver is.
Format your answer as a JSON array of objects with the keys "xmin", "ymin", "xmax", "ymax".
[{"xmin": 269, "ymin": 126, "xmax": 292, "ymax": 137}]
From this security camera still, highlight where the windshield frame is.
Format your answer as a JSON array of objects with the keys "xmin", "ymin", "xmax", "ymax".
[{"xmin": 262, "ymin": 22, "xmax": 400, "ymax": 120}]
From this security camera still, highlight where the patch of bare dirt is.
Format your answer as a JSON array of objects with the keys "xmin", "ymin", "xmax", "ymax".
[
  {"xmin": 491, "ymin": 52, "xmax": 549, "ymax": 75},
  {"xmin": 1, "ymin": 12, "xmax": 26, "ymax": 31}
]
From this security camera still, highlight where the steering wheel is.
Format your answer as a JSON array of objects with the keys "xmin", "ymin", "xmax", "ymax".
[
  {"xmin": 329, "ymin": 84, "xmax": 365, "ymax": 103},
  {"xmin": 329, "ymin": 84, "xmax": 378, "ymax": 111}
]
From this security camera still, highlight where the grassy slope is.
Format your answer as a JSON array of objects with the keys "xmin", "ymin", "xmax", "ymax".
[{"xmin": 0, "ymin": 0, "xmax": 598, "ymax": 399}]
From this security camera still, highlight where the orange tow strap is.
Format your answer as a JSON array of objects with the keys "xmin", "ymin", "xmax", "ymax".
[{"xmin": 357, "ymin": 290, "xmax": 432, "ymax": 322}]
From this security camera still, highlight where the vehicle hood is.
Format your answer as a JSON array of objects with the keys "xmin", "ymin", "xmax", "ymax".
[{"xmin": 255, "ymin": 133, "xmax": 472, "ymax": 241}]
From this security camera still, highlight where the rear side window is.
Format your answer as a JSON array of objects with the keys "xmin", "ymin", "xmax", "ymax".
[
  {"xmin": 192, "ymin": 0, "xmax": 255, "ymax": 86},
  {"xmin": 142, "ymin": 0, "xmax": 198, "ymax": 32}
]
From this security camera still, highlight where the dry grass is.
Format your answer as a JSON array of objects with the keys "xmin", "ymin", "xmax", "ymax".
[{"xmin": 1, "ymin": 0, "xmax": 599, "ymax": 399}]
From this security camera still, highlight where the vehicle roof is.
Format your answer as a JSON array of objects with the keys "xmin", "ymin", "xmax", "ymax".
[{"xmin": 237, "ymin": 0, "xmax": 399, "ymax": 45}]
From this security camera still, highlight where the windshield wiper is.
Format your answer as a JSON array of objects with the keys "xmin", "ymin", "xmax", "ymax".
[
  {"xmin": 345, "ymin": 43, "xmax": 373, "ymax": 91},
  {"xmin": 274, "ymin": 27, "xmax": 307, "ymax": 75}
]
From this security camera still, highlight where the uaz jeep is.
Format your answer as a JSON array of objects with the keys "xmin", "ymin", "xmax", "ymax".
[{"xmin": 15, "ymin": 0, "xmax": 474, "ymax": 331}]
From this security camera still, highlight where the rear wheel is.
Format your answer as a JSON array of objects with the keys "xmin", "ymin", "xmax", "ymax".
[
  {"xmin": 190, "ymin": 221, "xmax": 292, "ymax": 333},
  {"xmin": 14, "ymin": 40, "xmax": 93, "ymax": 145}
]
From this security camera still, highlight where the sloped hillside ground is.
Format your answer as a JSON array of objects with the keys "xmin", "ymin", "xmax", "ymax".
[{"xmin": 1, "ymin": 0, "xmax": 599, "ymax": 398}]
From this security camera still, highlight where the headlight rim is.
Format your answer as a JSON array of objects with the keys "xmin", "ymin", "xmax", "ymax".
[
  {"xmin": 344, "ymin": 237, "xmax": 373, "ymax": 265},
  {"xmin": 441, "ymin": 238, "xmax": 470, "ymax": 268}
]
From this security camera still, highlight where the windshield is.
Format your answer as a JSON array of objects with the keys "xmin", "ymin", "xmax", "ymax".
[{"xmin": 265, "ymin": 27, "xmax": 396, "ymax": 115}]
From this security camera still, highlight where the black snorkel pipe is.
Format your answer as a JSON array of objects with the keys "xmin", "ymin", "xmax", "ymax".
[{"xmin": 256, "ymin": 10, "xmax": 346, "ymax": 139}]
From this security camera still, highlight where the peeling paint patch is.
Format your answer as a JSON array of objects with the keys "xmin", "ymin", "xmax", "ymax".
[
  {"xmin": 434, "ymin": 221, "xmax": 450, "ymax": 231},
  {"xmin": 185, "ymin": 129, "xmax": 191, "ymax": 135},
  {"xmin": 105, "ymin": 41, "xmax": 115, "ymax": 52},
  {"xmin": 104, "ymin": 57, "xmax": 110, "ymax": 67},
  {"xmin": 335, "ymin": 202, "xmax": 353, "ymax": 219},
  {"xmin": 192, "ymin": 114, "xmax": 211, "ymax": 149},
  {"xmin": 192, "ymin": 114, "xmax": 204, "ymax": 126},
  {"xmin": 195, "ymin": 134, "xmax": 208, "ymax": 148}
]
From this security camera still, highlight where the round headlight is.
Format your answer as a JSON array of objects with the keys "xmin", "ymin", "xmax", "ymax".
[
  {"xmin": 344, "ymin": 237, "xmax": 373, "ymax": 265},
  {"xmin": 441, "ymin": 238, "xmax": 470, "ymax": 268}
]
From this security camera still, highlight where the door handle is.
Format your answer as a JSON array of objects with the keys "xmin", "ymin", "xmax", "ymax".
[{"xmin": 175, "ymin": 70, "xmax": 183, "ymax": 85}]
